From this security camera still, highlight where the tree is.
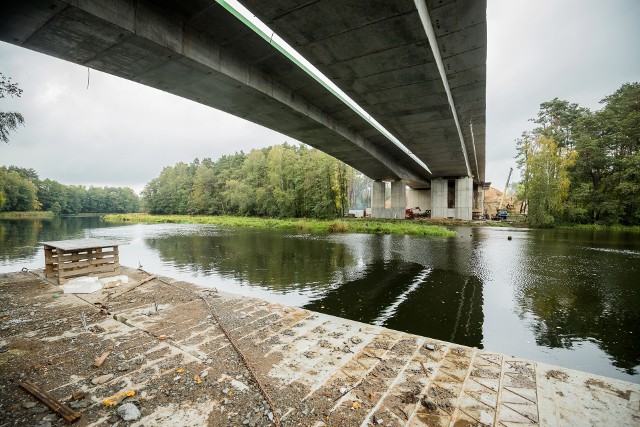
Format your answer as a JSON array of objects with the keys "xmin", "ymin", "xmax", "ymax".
[
  {"xmin": 140, "ymin": 143, "xmax": 356, "ymax": 219},
  {"xmin": 0, "ymin": 167, "xmax": 38, "ymax": 211},
  {"xmin": 532, "ymin": 98, "xmax": 588, "ymax": 149},
  {"xmin": 515, "ymin": 82, "xmax": 640, "ymax": 226},
  {"xmin": 517, "ymin": 134, "xmax": 576, "ymax": 227},
  {"xmin": 37, "ymin": 178, "xmax": 67, "ymax": 214},
  {"xmin": 0, "ymin": 73, "xmax": 25, "ymax": 143}
]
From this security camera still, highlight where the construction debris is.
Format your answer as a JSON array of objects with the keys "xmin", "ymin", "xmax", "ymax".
[
  {"xmin": 19, "ymin": 381, "xmax": 81, "ymax": 422},
  {"xmin": 93, "ymin": 351, "xmax": 110, "ymax": 367}
]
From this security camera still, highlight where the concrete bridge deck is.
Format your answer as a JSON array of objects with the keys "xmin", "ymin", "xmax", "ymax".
[{"xmin": 1, "ymin": 267, "xmax": 638, "ymax": 426}]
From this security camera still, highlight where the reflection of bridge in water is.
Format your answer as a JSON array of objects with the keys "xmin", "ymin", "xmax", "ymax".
[{"xmin": 304, "ymin": 261, "xmax": 484, "ymax": 348}]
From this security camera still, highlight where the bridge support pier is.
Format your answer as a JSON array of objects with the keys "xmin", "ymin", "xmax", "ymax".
[
  {"xmin": 455, "ymin": 177, "xmax": 473, "ymax": 220},
  {"xmin": 371, "ymin": 180, "xmax": 406, "ymax": 219},
  {"xmin": 473, "ymin": 184, "xmax": 484, "ymax": 218},
  {"xmin": 430, "ymin": 177, "xmax": 473, "ymax": 220},
  {"xmin": 431, "ymin": 179, "xmax": 448, "ymax": 219},
  {"xmin": 372, "ymin": 181, "xmax": 385, "ymax": 218}
]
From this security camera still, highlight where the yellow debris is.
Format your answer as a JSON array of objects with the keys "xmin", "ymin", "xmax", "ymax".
[
  {"xmin": 102, "ymin": 390, "xmax": 135, "ymax": 406},
  {"xmin": 176, "ymin": 368, "xmax": 185, "ymax": 373},
  {"xmin": 352, "ymin": 401, "xmax": 360, "ymax": 409},
  {"xmin": 194, "ymin": 374, "xmax": 202, "ymax": 384}
]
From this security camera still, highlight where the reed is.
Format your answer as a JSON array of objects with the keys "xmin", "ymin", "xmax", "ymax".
[{"xmin": 103, "ymin": 214, "xmax": 457, "ymax": 237}]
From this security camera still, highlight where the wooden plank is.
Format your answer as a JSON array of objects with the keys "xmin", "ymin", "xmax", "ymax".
[
  {"xmin": 57, "ymin": 264, "xmax": 115, "ymax": 277},
  {"xmin": 58, "ymin": 257, "xmax": 116, "ymax": 270},
  {"xmin": 39, "ymin": 238, "xmax": 120, "ymax": 251},
  {"xmin": 20, "ymin": 380, "xmax": 81, "ymax": 422},
  {"xmin": 44, "ymin": 246, "xmax": 55, "ymax": 277},
  {"xmin": 59, "ymin": 264, "xmax": 118, "ymax": 278},
  {"xmin": 56, "ymin": 250, "xmax": 117, "ymax": 262},
  {"xmin": 94, "ymin": 351, "xmax": 110, "ymax": 367}
]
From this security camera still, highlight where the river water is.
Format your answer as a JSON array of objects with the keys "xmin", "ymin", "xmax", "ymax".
[{"xmin": 1, "ymin": 216, "xmax": 638, "ymax": 383}]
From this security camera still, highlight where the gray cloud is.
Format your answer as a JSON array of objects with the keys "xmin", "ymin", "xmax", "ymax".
[
  {"xmin": 486, "ymin": 0, "xmax": 640, "ymax": 186},
  {"xmin": 1, "ymin": 0, "xmax": 639, "ymax": 192}
]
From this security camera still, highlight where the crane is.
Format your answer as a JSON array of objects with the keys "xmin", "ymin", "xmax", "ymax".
[{"xmin": 498, "ymin": 167, "xmax": 513, "ymax": 210}]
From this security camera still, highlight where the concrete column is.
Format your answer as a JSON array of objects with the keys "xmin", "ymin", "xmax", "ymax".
[
  {"xmin": 390, "ymin": 180, "xmax": 406, "ymax": 219},
  {"xmin": 473, "ymin": 186, "xmax": 482, "ymax": 210},
  {"xmin": 455, "ymin": 177, "xmax": 473, "ymax": 220},
  {"xmin": 371, "ymin": 180, "xmax": 385, "ymax": 218},
  {"xmin": 431, "ymin": 179, "xmax": 448, "ymax": 218},
  {"xmin": 473, "ymin": 184, "xmax": 483, "ymax": 218}
]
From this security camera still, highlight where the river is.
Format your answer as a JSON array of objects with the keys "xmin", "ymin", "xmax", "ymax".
[{"xmin": 1, "ymin": 216, "xmax": 638, "ymax": 383}]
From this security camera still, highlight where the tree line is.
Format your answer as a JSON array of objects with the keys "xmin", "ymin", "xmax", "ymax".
[
  {"xmin": 0, "ymin": 166, "xmax": 140, "ymax": 214},
  {"xmin": 516, "ymin": 82, "xmax": 639, "ymax": 227},
  {"xmin": 142, "ymin": 143, "xmax": 358, "ymax": 219}
]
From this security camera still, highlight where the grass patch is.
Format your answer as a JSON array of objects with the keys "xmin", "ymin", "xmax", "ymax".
[
  {"xmin": 0, "ymin": 211, "xmax": 54, "ymax": 219},
  {"xmin": 103, "ymin": 213, "xmax": 457, "ymax": 237},
  {"xmin": 556, "ymin": 224, "xmax": 640, "ymax": 233}
]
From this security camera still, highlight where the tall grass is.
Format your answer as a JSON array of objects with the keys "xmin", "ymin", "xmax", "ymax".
[
  {"xmin": 0, "ymin": 211, "xmax": 54, "ymax": 219},
  {"xmin": 103, "ymin": 213, "xmax": 457, "ymax": 237},
  {"xmin": 557, "ymin": 224, "xmax": 640, "ymax": 233}
]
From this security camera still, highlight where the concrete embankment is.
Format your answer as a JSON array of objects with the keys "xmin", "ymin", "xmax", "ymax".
[{"xmin": 1, "ymin": 267, "xmax": 638, "ymax": 426}]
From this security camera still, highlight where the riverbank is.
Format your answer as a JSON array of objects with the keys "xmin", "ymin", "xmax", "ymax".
[
  {"xmin": 2, "ymin": 267, "xmax": 638, "ymax": 426},
  {"xmin": 103, "ymin": 213, "xmax": 457, "ymax": 237},
  {"xmin": 557, "ymin": 223, "xmax": 640, "ymax": 233},
  {"xmin": 0, "ymin": 211, "xmax": 54, "ymax": 219}
]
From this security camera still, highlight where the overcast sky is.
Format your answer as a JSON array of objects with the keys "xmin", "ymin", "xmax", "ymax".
[{"xmin": 1, "ymin": 0, "xmax": 639, "ymax": 193}]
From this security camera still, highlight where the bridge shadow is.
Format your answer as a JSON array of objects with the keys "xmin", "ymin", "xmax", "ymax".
[{"xmin": 304, "ymin": 261, "xmax": 484, "ymax": 348}]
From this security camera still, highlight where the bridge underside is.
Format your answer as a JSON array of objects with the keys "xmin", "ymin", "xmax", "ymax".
[
  {"xmin": 241, "ymin": 0, "xmax": 486, "ymax": 182},
  {"xmin": 1, "ymin": 0, "xmax": 486, "ymax": 219}
]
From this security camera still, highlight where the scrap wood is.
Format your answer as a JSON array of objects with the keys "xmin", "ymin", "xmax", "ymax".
[
  {"xmin": 94, "ymin": 351, "xmax": 110, "ymax": 367},
  {"xmin": 99, "ymin": 275, "xmax": 157, "ymax": 306},
  {"xmin": 20, "ymin": 380, "xmax": 81, "ymax": 422},
  {"xmin": 112, "ymin": 275, "xmax": 157, "ymax": 299},
  {"xmin": 420, "ymin": 361, "xmax": 430, "ymax": 377}
]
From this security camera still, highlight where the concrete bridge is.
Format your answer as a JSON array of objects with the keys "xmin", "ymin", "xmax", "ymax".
[{"xmin": 1, "ymin": 0, "xmax": 486, "ymax": 220}]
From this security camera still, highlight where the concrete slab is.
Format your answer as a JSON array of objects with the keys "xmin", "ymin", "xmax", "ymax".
[{"xmin": 2, "ymin": 268, "xmax": 637, "ymax": 426}]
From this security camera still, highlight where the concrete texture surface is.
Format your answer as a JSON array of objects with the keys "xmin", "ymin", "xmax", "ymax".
[
  {"xmin": 431, "ymin": 179, "xmax": 448, "ymax": 219},
  {"xmin": 455, "ymin": 177, "xmax": 473, "ymax": 221},
  {"xmin": 1, "ymin": 267, "xmax": 638, "ymax": 426}
]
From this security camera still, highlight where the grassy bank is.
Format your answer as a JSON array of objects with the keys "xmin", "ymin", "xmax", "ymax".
[
  {"xmin": 556, "ymin": 224, "xmax": 640, "ymax": 233},
  {"xmin": 0, "ymin": 211, "xmax": 54, "ymax": 219},
  {"xmin": 103, "ymin": 213, "xmax": 457, "ymax": 237}
]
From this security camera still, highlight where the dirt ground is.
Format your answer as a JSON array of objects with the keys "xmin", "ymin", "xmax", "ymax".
[{"xmin": 484, "ymin": 187, "xmax": 520, "ymax": 217}]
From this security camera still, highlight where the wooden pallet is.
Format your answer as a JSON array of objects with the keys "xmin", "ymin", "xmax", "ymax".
[{"xmin": 41, "ymin": 239, "xmax": 121, "ymax": 285}]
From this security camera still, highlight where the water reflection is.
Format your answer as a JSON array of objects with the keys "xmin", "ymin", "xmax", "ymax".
[
  {"xmin": 0, "ymin": 219, "xmax": 41, "ymax": 262},
  {"xmin": 304, "ymin": 262, "xmax": 484, "ymax": 348},
  {"xmin": 514, "ymin": 229, "xmax": 640, "ymax": 375},
  {"xmin": 144, "ymin": 230, "xmax": 355, "ymax": 291},
  {"xmin": 0, "ymin": 216, "xmax": 125, "ymax": 268}
]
